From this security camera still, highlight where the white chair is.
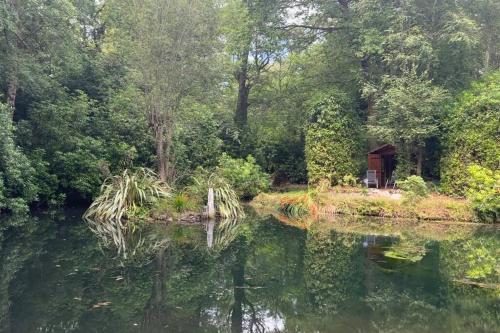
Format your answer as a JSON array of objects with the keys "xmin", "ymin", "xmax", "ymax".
[
  {"xmin": 385, "ymin": 172, "xmax": 397, "ymax": 189},
  {"xmin": 366, "ymin": 170, "xmax": 379, "ymax": 188}
]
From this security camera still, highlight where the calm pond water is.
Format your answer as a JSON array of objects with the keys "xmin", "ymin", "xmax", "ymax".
[{"xmin": 1, "ymin": 210, "xmax": 499, "ymax": 333}]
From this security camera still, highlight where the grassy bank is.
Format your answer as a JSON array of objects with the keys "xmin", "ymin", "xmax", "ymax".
[{"xmin": 250, "ymin": 188, "xmax": 476, "ymax": 222}]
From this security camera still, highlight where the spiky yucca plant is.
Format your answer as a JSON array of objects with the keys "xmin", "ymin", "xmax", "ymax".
[
  {"xmin": 84, "ymin": 168, "xmax": 171, "ymax": 222},
  {"xmin": 84, "ymin": 168, "xmax": 170, "ymax": 254}
]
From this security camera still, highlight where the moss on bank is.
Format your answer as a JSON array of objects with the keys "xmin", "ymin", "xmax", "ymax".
[{"xmin": 251, "ymin": 189, "xmax": 476, "ymax": 222}]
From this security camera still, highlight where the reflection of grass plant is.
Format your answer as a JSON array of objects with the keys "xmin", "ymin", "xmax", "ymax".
[
  {"xmin": 211, "ymin": 218, "xmax": 243, "ymax": 253},
  {"xmin": 86, "ymin": 217, "xmax": 170, "ymax": 258}
]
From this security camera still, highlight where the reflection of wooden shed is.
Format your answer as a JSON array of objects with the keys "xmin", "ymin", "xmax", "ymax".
[{"xmin": 368, "ymin": 144, "xmax": 396, "ymax": 187}]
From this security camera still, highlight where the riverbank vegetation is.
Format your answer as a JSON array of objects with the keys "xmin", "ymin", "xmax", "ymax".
[
  {"xmin": 0, "ymin": 0, "xmax": 498, "ymax": 223},
  {"xmin": 252, "ymin": 187, "xmax": 475, "ymax": 222}
]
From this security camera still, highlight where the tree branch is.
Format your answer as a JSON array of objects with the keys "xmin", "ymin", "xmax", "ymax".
[{"xmin": 277, "ymin": 24, "xmax": 345, "ymax": 32}]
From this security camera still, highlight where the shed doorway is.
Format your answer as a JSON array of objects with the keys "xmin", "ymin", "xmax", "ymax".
[{"xmin": 367, "ymin": 144, "xmax": 396, "ymax": 187}]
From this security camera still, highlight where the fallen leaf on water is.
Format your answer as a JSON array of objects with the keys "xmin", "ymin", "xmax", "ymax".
[{"xmin": 92, "ymin": 301, "xmax": 112, "ymax": 308}]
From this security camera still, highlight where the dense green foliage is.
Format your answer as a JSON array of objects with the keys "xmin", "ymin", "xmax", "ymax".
[
  {"xmin": 466, "ymin": 165, "xmax": 499, "ymax": 223},
  {"xmin": 0, "ymin": 104, "xmax": 38, "ymax": 213},
  {"xmin": 440, "ymin": 71, "xmax": 499, "ymax": 222},
  {"xmin": 441, "ymin": 72, "xmax": 500, "ymax": 195},
  {"xmin": 216, "ymin": 154, "xmax": 269, "ymax": 200},
  {"xmin": 0, "ymin": 0, "xmax": 498, "ymax": 216},
  {"xmin": 369, "ymin": 73, "xmax": 449, "ymax": 177},
  {"xmin": 305, "ymin": 93, "xmax": 362, "ymax": 185}
]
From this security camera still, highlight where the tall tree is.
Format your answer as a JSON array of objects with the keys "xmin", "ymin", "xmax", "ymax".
[
  {"xmin": 108, "ymin": 0, "xmax": 220, "ymax": 181},
  {"xmin": 0, "ymin": 0, "xmax": 79, "ymax": 112},
  {"xmin": 223, "ymin": 0, "xmax": 287, "ymax": 128},
  {"xmin": 368, "ymin": 71, "xmax": 449, "ymax": 177}
]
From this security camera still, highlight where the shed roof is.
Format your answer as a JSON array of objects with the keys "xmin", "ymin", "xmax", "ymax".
[{"xmin": 368, "ymin": 144, "xmax": 396, "ymax": 155}]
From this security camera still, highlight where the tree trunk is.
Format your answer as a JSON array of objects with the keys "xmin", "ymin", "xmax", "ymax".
[
  {"xmin": 231, "ymin": 258, "xmax": 245, "ymax": 333},
  {"xmin": 484, "ymin": 36, "xmax": 491, "ymax": 71},
  {"xmin": 6, "ymin": 78, "xmax": 17, "ymax": 110},
  {"xmin": 366, "ymin": 97, "xmax": 378, "ymax": 150},
  {"xmin": 163, "ymin": 122, "xmax": 174, "ymax": 181},
  {"xmin": 234, "ymin": 49, "xmax": 250, "ymax": 128},
  {"xmin": 416, "ymin": 146, "xmax": 423, "ymax": 177},
  {"xmin": 154, "ymin": 126, "xmax": 167, "ymax": 181},
  {"xmin": 207, "ymin": 188, "xmax": 215, "ymax": 219},
  {"xmin": 143, "ymin": 246, "xmax": 168, "ymax": 332}
]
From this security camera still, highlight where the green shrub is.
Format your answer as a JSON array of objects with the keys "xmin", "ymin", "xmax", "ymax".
[
  {"xmin": 339, "ymin": 174, "xmax": 358, "ymax": 187},
  {"xmin": 216, "ymin": 153, "xmax": 270, "ymax": 200},
  {"xmin": 466, "ymin": 165, "xmax": 499, "ymax": 223},
  {"xmin": 398, "ymin": 176, "xmax": 429, "ymax": 203},
  {"xmin": 253, "ymin": 133, "xmax": 307, "ymax": 184},
  {"xmin": 0, "ymin": 103, "xmax": 39, "ymax": 213},
  {"xmin": 171, "ymin": 193, "xmax": 197, "ymax": 213},
  {"xmin": 305, "ymin": 91, "xmax": 362, "ymax": 185},
  {"xmin": 441, "ymin": 71, "xmax": 500, "ymax": 195},
  {"xmin": 4, "ymin": 198, "xmax": 30, "ymax": 215}
]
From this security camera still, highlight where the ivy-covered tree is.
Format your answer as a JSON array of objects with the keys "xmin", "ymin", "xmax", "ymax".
[{"xmin": 305, "ymin": 92, "xmax": 362, "ymax": 185}]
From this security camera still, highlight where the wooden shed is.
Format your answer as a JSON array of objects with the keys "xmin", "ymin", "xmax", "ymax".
[{"xmin": 367, "ymin": 144, "xmax": 396, "ymax": 187}]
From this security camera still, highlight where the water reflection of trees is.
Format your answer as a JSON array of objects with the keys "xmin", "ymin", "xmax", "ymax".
[
  {"xmin": 0, "ymin": 216, "xmax": 51, "ymax": 332},
  {"xmin": 2, "ymin": 213, "xmax": 499, "ymax": 332}
]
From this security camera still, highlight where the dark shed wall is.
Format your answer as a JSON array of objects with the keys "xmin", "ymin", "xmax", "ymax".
[{"xmin": 368, "ymin": 154, "xmax": 382, "ymax": 186}]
